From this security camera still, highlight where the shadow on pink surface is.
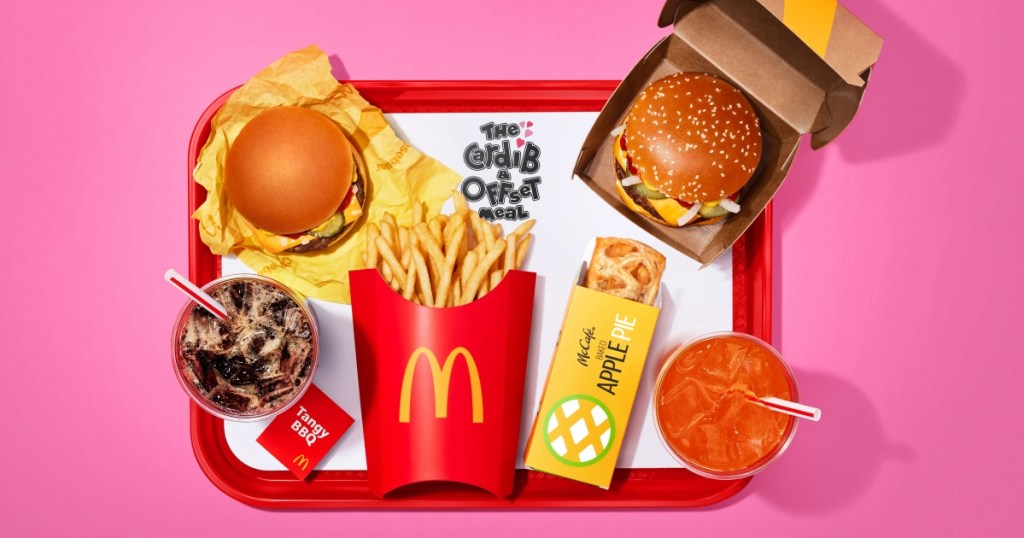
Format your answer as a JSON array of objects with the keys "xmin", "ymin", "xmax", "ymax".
[
  {"xmin": 833, "ymin": 0, "xmax": 965, "ymax": 163},
  {"xmin": 328, "ymin": 54, "xmax": 350, "ymax": 80},
  {"xmin": 770, "ymin": 0, "xmax": 965, "ymax": 350},
  {"xmin": 749, "ymin": 369, "xmax": 914, "ymax": 513}
]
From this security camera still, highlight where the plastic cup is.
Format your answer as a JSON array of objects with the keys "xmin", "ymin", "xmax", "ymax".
[
  {"xmin": 171, "ymin": 274, "xmax": 319, "ymax": 422},
  {"xmin": 652, "ymin": 332, "xmax": 799, "ymax": 480}
]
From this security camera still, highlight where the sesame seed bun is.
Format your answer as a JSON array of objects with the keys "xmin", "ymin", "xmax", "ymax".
[
  {"xmin": 225, "ymin": 106, "xmax": 355, "ymax": 235},
  {"xmin": 623, "ymin": 72, "xmax": 761, "ymax": 204}
]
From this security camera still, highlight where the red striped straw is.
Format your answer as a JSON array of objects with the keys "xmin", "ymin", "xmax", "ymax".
[
  {"xmin": 164, "ymin": 269, "xmax": 229, "ymax": 322},
  {"xmin": 749, "ymin": 395, "xmax": 822, "ymax": 422}
]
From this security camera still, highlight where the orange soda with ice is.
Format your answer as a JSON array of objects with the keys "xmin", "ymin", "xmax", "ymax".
[{"xmin": 653, "ymin": 332, "xmax": 799, "ymax": 479}]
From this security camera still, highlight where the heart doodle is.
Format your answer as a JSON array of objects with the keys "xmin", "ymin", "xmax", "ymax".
[
  {"xmin": 524, "ymin": 129, "xmax": 533, "ymax": 137},
  {"xmin": 527, "ymin": 121, "xmax": 533, "ymax": 127},
  {"xmin": 516, "ymin": 138, "xmax": 525, "ymax": 148},
  {"xmin": 519, "ymin": 121, "xmax": 525, "ymax": 127}
]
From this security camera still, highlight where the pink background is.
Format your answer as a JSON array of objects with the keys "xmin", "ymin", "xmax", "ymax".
[{"xmin": 2, "ymin": 0, "xmax": 1021, "ymax": 535}]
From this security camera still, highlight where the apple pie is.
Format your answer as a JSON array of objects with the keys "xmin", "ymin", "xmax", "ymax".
[{"xmin": 584, "ymin": 237, "xmax": 666, "ymax": 305}]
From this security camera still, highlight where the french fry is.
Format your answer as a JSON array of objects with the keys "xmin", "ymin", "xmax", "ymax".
[
  {"xmin": 445, "ymin": 213, "xmax": 464, "ymax": 242},
  {"xmin": 503, "ymin": 232, "xmax": 518, "ymax": 275},
  {"xmin": 460, "ymin": 239, "xmax": 506, "ymax": 305},
  {"xmin": 469, "ymin": 213, "xmax": 489, "ymax": 250},
  {"xmin": 375, "ymin": 236, "xmax": 407, "ymax": 290},
  {"xmin": 516, "ymin": 234, "xmax": 532, "ymax": 268},
  {"xmin": 412, "ymin": 248, "xmax": 434, "ymax": 306},
  {"xmin": 429, "ymin": 217, "xmax": 444, "ymax": 246},
  {"xmin": 366, "ymin": 223, "xmax": 381, "ymax": 269},
  {"xmin": 401, "ymin": 263, "xmax": 417, "ymax": 301},
  {"xmin": 460, "ymin": 250, "xmax": 478, "ymax": 288},
  {"xmin": 380, "ymin": 220, "xmax": 396, "ymax": 247},
  {"xmin": 368, "ymin": 206, "xmax": 534, "ymax": 307},
  {"xmin": 483, "ymin": 219, "xmax": 497, "ymax": 250},
  {"xmin": 398, "ymin": 227, "xmax": 410, "ymax": 253},
  {"xmin": 413, "ymin": 224, "xmax": 445, "ymax": 283},
  {"xmin": 400, "ymin": 245, "xmax": 412, "ymax": 271},
  {"xmin": 382, "ymin": 212, "xmax": 399, "ymax": 247},
  {"xmin": 512, "ymin": 219, "xmax": 536, "ymax": 238},
  {"xmin": 434, "ymin": 224, "xmax": 465, "ymax": 307},
  {"xmin": 459, "ymin": 226, "xmax": 470, "ymax": 259}
]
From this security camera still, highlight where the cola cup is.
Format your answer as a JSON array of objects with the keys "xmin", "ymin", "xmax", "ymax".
[{"xmin": 171, "ymin": 274, "xmax": 319, "ymax": 422}]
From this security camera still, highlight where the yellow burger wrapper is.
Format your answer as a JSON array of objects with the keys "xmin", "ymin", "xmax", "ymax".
[{"xmin": 192, "ymin": 45, "xmax": 461, "ymax": 303}]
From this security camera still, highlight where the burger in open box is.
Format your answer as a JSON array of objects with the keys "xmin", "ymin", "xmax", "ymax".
[
  {"xmin": 574, "ymin": 0, "xmax": 882, "ymax": 264},
  {"xmin": 611, "ymin": 72, "xmax": 762, "ymax": 228}
]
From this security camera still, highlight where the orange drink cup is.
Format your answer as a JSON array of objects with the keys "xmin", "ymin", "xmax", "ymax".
[{"xmin": 653, "ymin": 332, "xmax": 799, "ymax": 479}]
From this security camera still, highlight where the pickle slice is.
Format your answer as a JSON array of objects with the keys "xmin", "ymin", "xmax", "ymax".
[
  {"xmin": 309, "ymin": 212, "xmax": 345, "ymax": 238},
  {"xmin": 635, "ymin": 183, "xmax": 668, "ymax": 200},
  {"xmin": 698, "ymin": 202, "xmax": 729, "ymax": 218}
]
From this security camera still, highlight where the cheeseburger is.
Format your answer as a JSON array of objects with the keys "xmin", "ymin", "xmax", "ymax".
[
  {"xmin": 225, "ymin": 106, "xmax": 368, "ymax": 253},
  {"xmin": 612, "ymin": 72, "xmax": 762, "ymax": 227}
]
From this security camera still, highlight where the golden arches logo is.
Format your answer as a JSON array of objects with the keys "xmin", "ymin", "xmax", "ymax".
[
  {"xmin": 292, "ymin": 454, "xmax": 310, "ymax": 470},
  {"xmin": 399, "ymin": 346, "xmax": 483, "ymax": 423}
]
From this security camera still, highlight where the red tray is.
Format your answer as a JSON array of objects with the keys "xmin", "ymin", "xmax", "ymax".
[{"xmin": 186, "ymin": 81, "xmax": 772, "ymax": 508}]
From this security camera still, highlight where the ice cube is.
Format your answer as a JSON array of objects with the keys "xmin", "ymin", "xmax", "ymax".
[
  {"xmin": 280, "ymin": 342, "xmax": 312, "ymax": 380},
  {"xmin": 257, "ymin": 374, "xmax": 292, "ymax": 401},
  {"xmin": 210, "ymin": 387, "xmax": 253, "ymax": 412},
  {"xmin": 702, "ymin": 425, "xmax": 729, "ymax": 465},
  {"xmin": 229, "ymin": 359, "xmax": 266, "ymax": 386},
  {"xmin": 182, "ymin": 352, "xmax": 218, "ymax": 393},
  {"xmin": 713, "ymin": 391, "xmax": 746, "ymax": 428}
]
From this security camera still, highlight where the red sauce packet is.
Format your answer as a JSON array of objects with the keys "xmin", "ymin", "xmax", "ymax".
[{"xmin": 257, "ymin": 384, "xmax": 353, "ymax": 480}]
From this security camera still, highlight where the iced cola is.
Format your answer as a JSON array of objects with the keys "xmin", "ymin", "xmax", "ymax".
[
  {"xmin": 172, "ymin": 275, "xmax": 318, "ymax": 420},
  {"xmin": 654, "ymin": 333, "xmax": 798, "ymax": 479}
]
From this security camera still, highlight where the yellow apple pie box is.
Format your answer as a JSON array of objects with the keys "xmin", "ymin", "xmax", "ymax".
[{"xmin": 524, "ymin": 239, "xmax": 663, "ymax": 489}]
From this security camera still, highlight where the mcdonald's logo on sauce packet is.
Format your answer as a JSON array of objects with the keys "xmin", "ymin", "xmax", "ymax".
[
  {"xmin": 349, "ymin": 268, "xmax": 536, "ymax": 498},
  {"xmin": 256, "ymin": 384, "xmax": 354, "ymax": 480}
]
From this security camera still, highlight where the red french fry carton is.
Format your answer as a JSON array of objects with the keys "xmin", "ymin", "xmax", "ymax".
[{"xmin": 349, "ymin": 268, "xmax": 536, "ymax": 498}]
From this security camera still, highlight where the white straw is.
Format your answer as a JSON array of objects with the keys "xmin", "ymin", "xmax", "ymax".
[
  {"xmin": 753, "ymin": 396, "xmax": 821, "ymax": 422},
  {"xmin": 164, "ymin": 269, "xmax": 229, "ymax": 321}
]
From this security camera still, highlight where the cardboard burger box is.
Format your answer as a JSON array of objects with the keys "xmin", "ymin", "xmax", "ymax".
[{"xmin": 573, "ymin": 0, "xmax": 882, "ymax": 264}]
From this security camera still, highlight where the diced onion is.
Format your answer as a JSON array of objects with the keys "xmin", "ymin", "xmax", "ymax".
[
  {"xmin": 621, "ymin": 175, "xmax": 642, "ymax": 187},
  {"xmin": 610, "ymin": 124, "xmax": 626, "ymax": 137},
  {"xmin": 676, "ymin": 203, "xmax": 702, "ymax": 226},
  {"xmin": 719, "ymin": 198, "xmax": 741, "ymax": 213}
]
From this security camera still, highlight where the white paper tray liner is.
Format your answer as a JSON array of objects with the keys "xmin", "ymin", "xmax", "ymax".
[{"xmin": 221, "ymin": 112, "xmax": 733, "ymax": 471}]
